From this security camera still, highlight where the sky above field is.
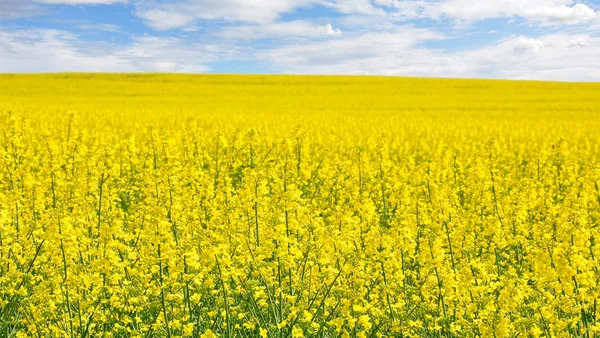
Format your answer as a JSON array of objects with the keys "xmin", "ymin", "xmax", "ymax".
[{"xmin": 0, "ymin": 0, "xmax": 599, "ymax": 80}]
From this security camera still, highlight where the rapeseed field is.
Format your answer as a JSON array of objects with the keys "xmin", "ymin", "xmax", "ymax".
[{"xmin": 1, "ymin": 74, "xmax": 600, "ymax": 337}]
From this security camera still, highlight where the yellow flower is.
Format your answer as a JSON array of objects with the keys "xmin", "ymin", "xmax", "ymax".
[
  {"xmin": 171, "ymin": 319, "xmax": 182, "ymax": 330},
  {"xmin": 200, "ymin": 329, "xmax": 217, "ymax": 338},
  {"xmin": 2, "ymin": 75, "xmax": 599, "ymax": 338},
  {"xmin": 183, "ymin": 323, "xmax": 195, "ymax": 337}
]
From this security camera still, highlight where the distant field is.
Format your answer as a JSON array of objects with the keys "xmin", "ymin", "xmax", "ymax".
[{"xmin": 1, "ymin": 74, "xmax": 600, "ymax": 337}]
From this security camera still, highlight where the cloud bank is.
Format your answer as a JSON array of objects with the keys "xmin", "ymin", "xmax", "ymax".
[{"xmin": 0, "ymin": 0, "xmax": 598, "ymax": 80}]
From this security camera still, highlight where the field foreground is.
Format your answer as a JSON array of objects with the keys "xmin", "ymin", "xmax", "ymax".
[{"xmin": 1, "ymin": 74, "xmax": 600, "ymax": 337}]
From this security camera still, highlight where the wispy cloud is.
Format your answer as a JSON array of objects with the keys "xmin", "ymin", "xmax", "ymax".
[
  {"xmin": 0, "ymin": 0, "xmax": 46, "ymax": 19},
  {"xmin": 219, "ymin": 20, "xmax": 342, "ymax": 40},
  {"xmin": 78, "ymin": 24, "xmax": 120, "ymax": 32},
  {"xmin": 134, "ymin": 0, "xmax": 317, "ymax": 31},
  {"xmin": 0, "ymin": 28, "xmax": 240, "ymax": 73},
  {"xmin": 261, "ymin": 31, "xmax": 600, "ymax": 81},
  {"xmin": 392, "ymin": 0, "xmax": 598, "ymax": 26},
  {"xmin": 35, "ymin": 0, "xmax": 127, "ymax": 4}
]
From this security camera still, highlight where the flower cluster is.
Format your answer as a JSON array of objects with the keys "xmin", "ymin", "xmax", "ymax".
[{"xmin": 1, "ymin": 74, "xmax": 600, "ymax": 337}]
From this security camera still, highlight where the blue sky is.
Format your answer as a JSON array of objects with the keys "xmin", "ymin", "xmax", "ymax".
[{"xmin": 0, "ymin": 0, "xmax": 599, "ymax": 80}]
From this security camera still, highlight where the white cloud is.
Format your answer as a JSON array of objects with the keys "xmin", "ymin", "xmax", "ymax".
[
  {"xmin": 116, "ymin": 36, "xmax": 239, "ymax": 72},
  {"xmin": 35, "ymin": 0, "xmax": 127, "ymax": 4},
  {"xmin": 0, "ymin": 0, "xmax": 125, "ymax": 20},
  {"xmin": 259, "ymin": 26, "xmax": 451, "ymax": 75},
  {"xmin": 135, "ymin": 9, "xmax": 196, "ymax": 31},
  {"xmin": 219, "ymin": 20, "xmax": 342, "ymax": 40},
  {"xmin": 322, "ymin": 0, "xmax": 386, "ymax": 15},
  {"xmin": 527, "ymin": 4, "xmax": 597, "ymax": 25},
  {"xmin": 513, "ymin": 37, "xmax": 545, "ymax": 52},
  {"xmin": 135, "ymin": 0, "xmax": 316, "ymax": 30},
  {"xmin": 130, "ymin": 0, "xmax": 599, "ymax": 33},
  {"xmin": 260, "ymin": 30, "xmax": 600, "ymax": 81},
  {"xmin": 0, "ymin": 29, "xmax": 133, "ymax": 72},
  {"xmin": 464, "ymin": 34, "xmax": 600, "ymax": 80},
  {"xmin": 0, "ymin": 28, "xmax": 237, "ymax": 73},
  {"xmin": 393, "ymin": 0, "xmax": 598, "ymax": 26},
  {"xmin": 78, "ymin": 24, "xmax": 120, "ymax": 32},
  {"xmin": 569, "ymin": 36, "xmax": 588, "ymax": 47},
  {"xmin": 2, "ymin": 0, "xmax": 599, "ymax": 81},
  {"xmin": 0, "ymin": 0, "xmax": 45, "ymax": 18}
]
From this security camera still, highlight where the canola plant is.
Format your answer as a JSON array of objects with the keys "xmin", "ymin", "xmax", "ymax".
[{"xmin": 1, "ymin": 74, "xmax": 600, "ymax": 337}]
